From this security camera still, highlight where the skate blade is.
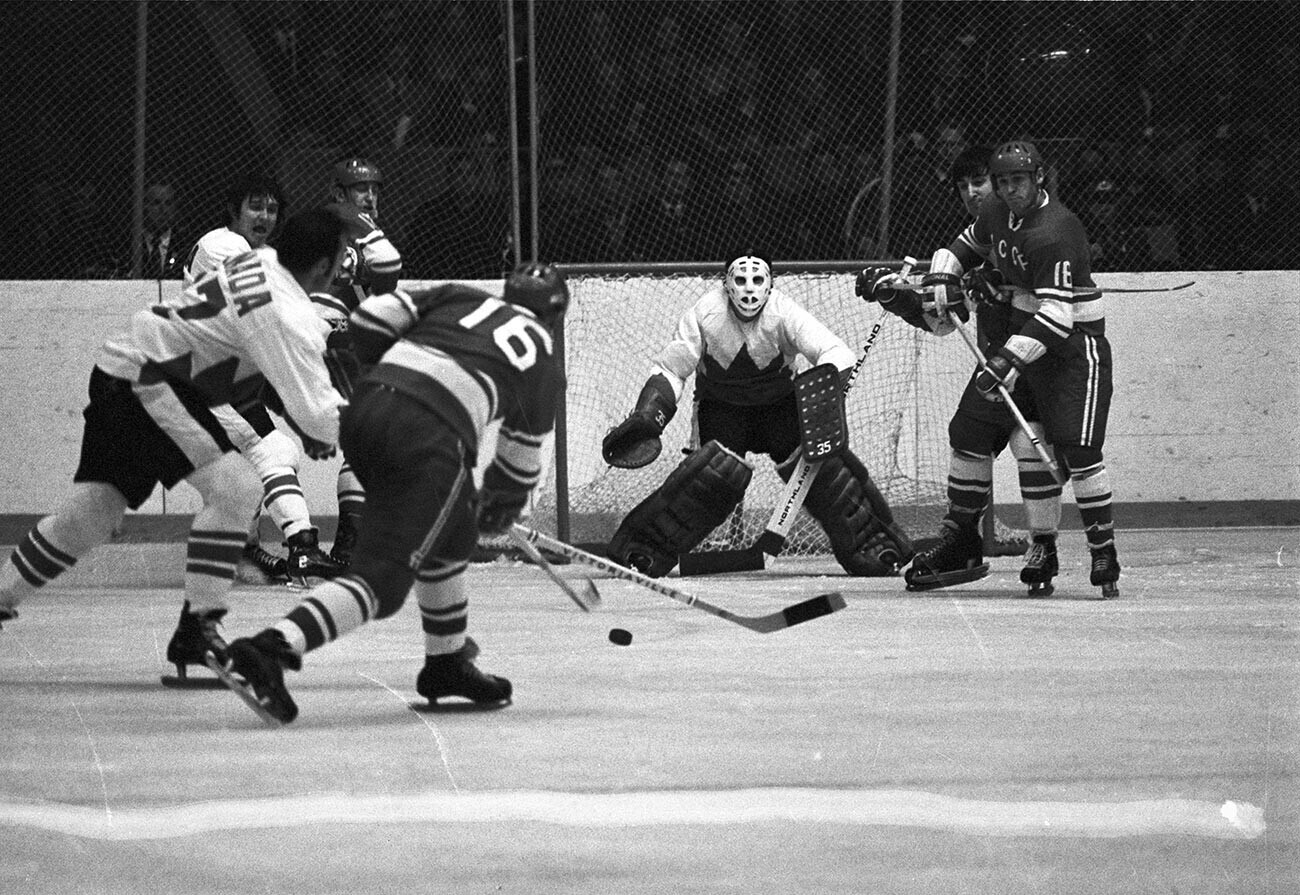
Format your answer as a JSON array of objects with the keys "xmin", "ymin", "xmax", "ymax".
[
  {"xmin": 1023, "ymin": 582, "xmax": 1055, "ymax": 598},
  {"xmin": 904, "ymin": 563, "xmax": 990, "ymax": 592},
  {"xmin": 411, "ymin": 697, "xmax": 512, "ymax": 714},
  {"xmin": 1098, "ymin": 582, "xmax": 1120, "ymax": 600},
  {"xmin": 160, "ymin": 673, "xmax": 227, "ymax": 690},
  {"xmin": 204, "ymin": 652, "xmax": 284, "ymax": 727}
]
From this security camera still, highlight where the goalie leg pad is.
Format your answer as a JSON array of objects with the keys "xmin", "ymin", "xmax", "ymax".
[
  {"xmin": 794, "ymin": 363, "xmax": 847, "ymax": 460},
  {"xmin": 609, "ymin": 440, "xmax": 752, "ymax": 577},
  {"xmin": 804, "ymin": 450, "xmax": 914, "ymax": 576}
]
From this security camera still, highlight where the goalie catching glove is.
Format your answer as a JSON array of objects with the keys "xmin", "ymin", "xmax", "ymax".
[{"xmin": 602, "ymin": 373, "xmax": 677, "ymax": 469}]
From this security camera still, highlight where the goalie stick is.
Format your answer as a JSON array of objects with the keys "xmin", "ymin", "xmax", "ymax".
[
  {"xmin": 513, "ymin": 525, "xmax": 847, "ymax": 634},
  {"xmin": 507, "ymin": 526, "xmax": 601, "ymax": 612},
  {"xmin": 756, "ymin": 256, "xmax": 917, "ymax": 557}
]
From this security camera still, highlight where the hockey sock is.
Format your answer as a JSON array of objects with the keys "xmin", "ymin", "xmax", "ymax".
[
  {"xmin": 1014, "ymin": 454, "xmax": 1063, "ymax": 537},
  {"xmin": 184, "ymin": 528, "xmax": 245, "ymax": 615},
  {"xmin": 278, "ymin": 574, "xmax": 377, "ymax": 654},
  {"xmin": 945, "ymin": 449, "xmax": 993, "ymax": 530},
  {"xmin": 1069, "ymin": 461, "xmax": 1115, "ymax": 551},
  {"xmin": 0, "ymin": 523, "xmax": 79, "ymax": 602},
  {"xmin": 336, "ymin": 461, "xmax": 365, "ymax": 519},
  {"xmin": 415, "ymin": 563, "xmax": 469, "ymax": 656},
  {"xmin": 262, "ymin": 467, "xmax": 313, "ymax": 540}
]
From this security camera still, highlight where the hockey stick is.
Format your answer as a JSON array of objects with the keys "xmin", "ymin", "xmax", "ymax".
[
  {"xmin": 893, "ymin": 280, "xmax": 1196, "ymax": 295},
  {"xmin": 507, "ymin": 526, "xmax": 600, "ymax": 612},
  {"xmin": 513, "ymin": 525, "xmax": 846, "ymax": 634},
  {"xmin": 755, "ymin": 256, "xmax": 917, "ymax": 557},
  {"xmin": 950, "ymin": 321, "xmax": 1065, "ymax": 486}
]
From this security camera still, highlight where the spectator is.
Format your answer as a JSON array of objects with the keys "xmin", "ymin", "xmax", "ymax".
[
  {"xmin": 406, "ymin": 150, "xmax": 510, "ymax": 279},
  {"xmin": 129, "ymin": 177, "xmax": 191, "ymax": 280},
  {"xmin": 553, "ymin": 156, "xmax": 632, "ymax": 264},
  {"xmin": 52, "ymin": 177, "xmax": 119, "ymax": 279},
  {"xmin": 785, "ymin": 148, "xmax": 856, "ymax": 260},
  {"xmin": 1230, "ymin": 149, "xmax": 1299, "ymax": 269},
  {"xmin": 626, "ymin": 157, "xmax": 710, "ymax": 263}
]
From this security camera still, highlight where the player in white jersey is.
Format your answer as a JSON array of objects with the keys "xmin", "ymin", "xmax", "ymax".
[
  {"xmin": 187, "ymin": 173, "xmax": 345, "ymax": 584},
  {"xmin": 601, "ymin": 253, "xmax": 913, "ymax": 578},
  {"xmin": 0, "ymin": 209, "xmax": 349, "ymax": 685}
]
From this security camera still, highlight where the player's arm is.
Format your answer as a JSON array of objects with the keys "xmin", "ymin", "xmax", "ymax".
[
  {"xmin": 244, "ymin": 302, "xmax": 344, "ymax": 450},
  {"xmin": 784, "ymin": 302, "xmax": 856, "ymax": 375},
  {"xmin": 358, "ymin": 228, "xmax": 402, "ymax": 294},
  {"xmin": 348, "ymin": 288, "xmax": 420, "ymax": 364},
  {"xmin": 478, "ymin": 359, "xmax": 561, "ymax": 535}
]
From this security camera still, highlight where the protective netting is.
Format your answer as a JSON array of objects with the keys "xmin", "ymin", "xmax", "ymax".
[{"xmin": 534, "ymin": 267, "xmax": 970, "ymax": 551}]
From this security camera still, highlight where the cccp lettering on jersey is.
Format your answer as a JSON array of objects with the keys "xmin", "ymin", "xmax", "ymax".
[{"xmin": 996, "ymin": 238, "xmax": 1028, "ymax": 272}]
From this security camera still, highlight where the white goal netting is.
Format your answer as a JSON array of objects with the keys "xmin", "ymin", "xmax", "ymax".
[{"xmin": 528, "ymin": 269, "xmax": 975, "ymax": 554}]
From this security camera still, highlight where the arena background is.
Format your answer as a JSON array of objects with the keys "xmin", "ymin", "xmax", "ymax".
[{"xmin": 1, "ymin": 0, "xmax": 1297, "ymax": 548}]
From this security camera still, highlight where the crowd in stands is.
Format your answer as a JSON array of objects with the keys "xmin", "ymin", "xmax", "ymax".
[{"xmin": 10, "ymin": 1, "xmax": 1298, "ymax": 278}]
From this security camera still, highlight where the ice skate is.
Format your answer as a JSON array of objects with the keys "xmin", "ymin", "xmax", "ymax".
[
  {"xmin": 903, "ymin": 521, "xmax": 989, "ymax": 592},
  {"xmin": 161, "ymin": 601, "xmax": 228, "ymax": 688},
  {"xmin": 1089, "ymin": 544, "xmax": 1121, "ymax": 599},
  {"xmin": 329, "ymin": 513, "xmax": 361, "ymax": 568},
  {"xmin": 285, "ymin": 528, "xmax": 346, "ymax": 585},
  {"xmin": 242, "ymin": 541, "xmax": 288, "ymax": 582},
  {"xmin": 416, "ymin": 637, "xmax": 512, "ymax": 707},
  {"xmin": 214, "ymin": 629, "xmax": 303, "ymax": 725},
  {"xmin": 0, "ymin": 605, "xmax": 16, "ymax": 631},
  {"xmin": 1019, "ymin": 534, "xmax": 1059, "ymax": 597}
]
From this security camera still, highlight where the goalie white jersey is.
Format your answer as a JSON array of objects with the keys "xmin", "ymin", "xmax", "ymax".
[
  {"xmin": 653, "ymin": 286, "xmax": 855, "ymax": 407},
  {"xmin": 96, "ymin": 246, "xmax": 344, "ymax": 445}
]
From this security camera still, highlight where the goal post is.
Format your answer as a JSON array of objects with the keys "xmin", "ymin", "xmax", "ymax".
[{"xmin": 530, "ymin": 261, "xmax": 976, "ymax": 556}]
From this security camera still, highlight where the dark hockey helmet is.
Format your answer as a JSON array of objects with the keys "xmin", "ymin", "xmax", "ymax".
[
  {"xmin": 988, "ymin": 141, "xmax": 1042, "ymax": 177},
  {"xmin": 504, "ymin": 262, "xmax": 569, "ymax": 327},
  {"xmin": 333, "ymin": 158, "xmax": 384, "ymax": 188}
]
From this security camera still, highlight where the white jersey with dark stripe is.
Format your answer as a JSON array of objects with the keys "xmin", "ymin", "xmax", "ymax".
[
  {"xmin": 322, "ymin": 202, "xmax": 402, "ymax": 312},
  {"xmin": 953, "ymin": 192, "xmax": 1102, "ymax": 350},
  {"xmin": 95, "ymin": 246, "xmax": 343, "ymax": 445},
  {"xmin": 350, "ymin": 284, "xmax": 562, "ymax": 487},
  {"xmin": 653, "ymin": 286, "xmax": 855, "ymax": 407}
]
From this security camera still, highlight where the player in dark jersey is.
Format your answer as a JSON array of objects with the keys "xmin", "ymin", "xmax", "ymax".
[
  {"xmin": 859, "ymin": 145, "xmax": 1064, "ymax": 594},
  {"xmin": 313, "ymin": 158, "xmax": 404, "ymax": 568},
  {"xmin": 212, "ymin": 264, "xmax": 569, "ymax": 724},
  {"xmin": 901, "ymin": 140, "xmax": 1120, "ymax": 598}
]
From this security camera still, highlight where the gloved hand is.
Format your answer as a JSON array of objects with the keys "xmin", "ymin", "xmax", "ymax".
[
  {"xmin": 920, "ymin": 271, "xmax": 971, "ymax": 323},
  {"xmin": 476, "ymin": 487, "xmax": 529, "ymax": 535},
  {"xmin": 855, "ymin": 267, "xmax": 903, "ymax": 305},
  {"xmin": 962, "ymin": 266, "xmax": 1005, "ymax": 306},
  {"xmin": 601, "ymin": 411, "xmax": 664, "ymax": 468},
  {"xmin": 974, "ymin": 347, "xmax": 1026, "ymax": 401}
]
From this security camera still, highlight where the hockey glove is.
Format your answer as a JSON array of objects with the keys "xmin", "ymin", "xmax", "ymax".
[
  {"xmin": 962, "ymin": 266, "xmax": 1005, "ymax": 307},
  {"xmin": 974, "ymin": 347, "xmax": 1026, "ymax": 401},
  {"xmin": 920, "ymin": 271, "xmax": 970, "ymax": 323},
  {"xmin": 476, "ymin": 486, "xmax": 529, "ymax": 536},
  {"xmin": 602, "ymin": 411, "xmax": 664, "ymax": 469},
  {"xmin": 857, "ymin": 266, "xmax": 924, "ymax": 320}
]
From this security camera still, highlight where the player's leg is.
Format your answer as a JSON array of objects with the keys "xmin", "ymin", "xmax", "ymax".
[
  {"xmin": 1008, "ymin": 385, "xmax": 1063, "ymax": 595},
  {"xmin": 904, "ymin": 376, "xmax": 1002, "ymax": 590},
  {"xmin": 0, "ymin": 369, "xmax": 155, "ymax": 627},
  {"xmin": 329, "ymin": 457, "xmax": 365, "ymax": 567},
  {"xmin": 1044, "ymin": 333, "xmax": 1120, "ymax": 598},
  {"xmin": 209, "ymin": 404, "xmax": 288, "ymax": 581},
  {"xmin": 239, "ymin": 405, "xmax": 344, "ymax": 584}
]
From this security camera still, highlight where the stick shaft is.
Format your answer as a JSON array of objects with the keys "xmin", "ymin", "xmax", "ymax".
[
  {"xmin": 951, "ymin": 322, "xmax": 1064, "ymax": 485},
  {"xmin": 507, "ymin": 527, "xmax": 594, "ymax": 612}
]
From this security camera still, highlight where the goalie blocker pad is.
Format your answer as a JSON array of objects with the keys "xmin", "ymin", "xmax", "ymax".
[
  {"xmin": 608, "ymin": 440, "xmax": 752, "ymax": 578},
  {"xmin": 794, "ymin": 363, "xmax": 847, "ymax": 460},
  {"xmin": 803, "ymin": 450, "xmax": 914, "ymax": 576}
]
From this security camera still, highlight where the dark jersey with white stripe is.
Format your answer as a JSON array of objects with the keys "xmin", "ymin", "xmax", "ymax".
[{"xmin": 349, "ymin": 283, "xmax": 563, "ymax": 493}]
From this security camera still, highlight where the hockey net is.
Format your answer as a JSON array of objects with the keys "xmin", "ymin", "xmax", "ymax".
[{"xmin": 526, "ymin": 264, "xmax": 985, "ymax": 555}]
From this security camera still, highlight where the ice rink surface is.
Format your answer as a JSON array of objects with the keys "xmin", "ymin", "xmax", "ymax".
[{"xmin": 1, "ymin": 528, "xmax": 1295, "ymax": 894}]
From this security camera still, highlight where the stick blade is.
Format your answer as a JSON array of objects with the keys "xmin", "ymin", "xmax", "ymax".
[{"xmin": 779, "ymin": 591, "xmax": 847, "ymax": 629}]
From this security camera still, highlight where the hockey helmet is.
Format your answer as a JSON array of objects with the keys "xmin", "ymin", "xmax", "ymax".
[
  {"xmin": 333, "ymin": 158, "xmax": 384, "ymax": 188},
  {"xmin": 724, "ymin": 255, "xmax": 771, "ymax": 321},
  {"xmin": 504, "ymin": 262, "xmax": 569, "ymax": 327},
  {"xmin": 988, "ymin": 141, "xmax": 1042, "ymax": 178}
]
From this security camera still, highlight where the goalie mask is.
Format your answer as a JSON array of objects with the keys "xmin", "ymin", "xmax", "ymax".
[{"xmin": 724, "ymin": 255, "xmax": 771, "ymax": 321}]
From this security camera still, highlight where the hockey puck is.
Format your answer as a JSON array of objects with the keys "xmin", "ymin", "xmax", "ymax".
[{"xmin": 608, "ymin": 628, "xmax": 633, "ymax": 646}]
